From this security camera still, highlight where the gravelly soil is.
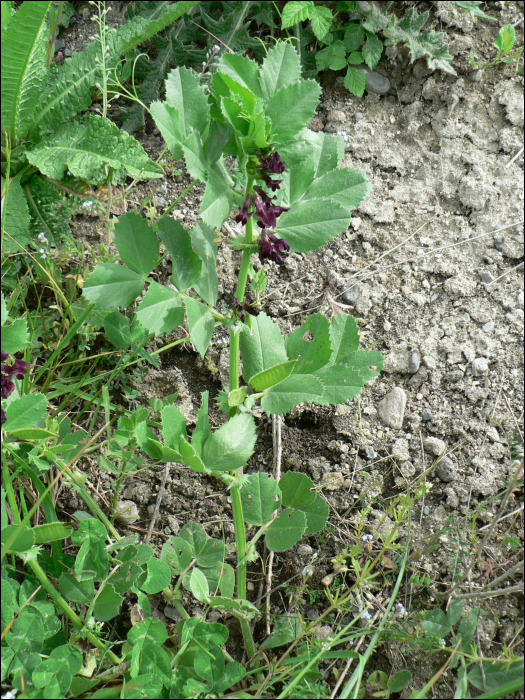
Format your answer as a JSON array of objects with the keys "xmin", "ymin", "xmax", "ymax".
[{"xmin": 54, "ymin": 2, "xmax": 523, "ymax": 695}]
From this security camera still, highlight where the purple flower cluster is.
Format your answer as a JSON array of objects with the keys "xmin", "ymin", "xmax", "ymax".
[
  {"xmin": 1, "ymin": 351, "xmax": 29, "ymax": 424},
  {"xmin": 258, "ymin": 231, "xmax": 290, "ymax": 266},
  {"xmin": 234, "ymin": 151, "xmax": 291, "ymax": 265}
]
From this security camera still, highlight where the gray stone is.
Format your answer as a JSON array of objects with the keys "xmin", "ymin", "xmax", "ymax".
[
  {"xmin": 421, "ymin": 408, "xmax": 433, "ymax": 421},
  {"xmin": 407, "ymin": 367, "xmax": 428, "ymax": 389},
  {"xmin": 392, "ymin": 438, "xmax": 410, "ymax": 462},
  {"xmin": 55, "ymin": 40, "xmax": 65, "ymax": 51},
  {"xmin": 297, "ymin": 544, "xmax": 314, "ymax": 557},
  {"xmin": 444, "ymin": 369, "xmax": 464, "ymax": 383},
  {"xmin": 482, "ymin": 321, "xmax": 494, "ymax": 332},
  {"xmin": 328, "ymin": 109, "xmax": 346, "ymax": 123},
  {"xmin": 472, "ymin": 357, "xmax": 489, "ymax": 376},
  {"xmin": 321, "ymin": 472, "xmax": 345, "ymax": 491},
  {"xmin": 64, "ymin": 48, "xmax": 73, "ymax": 57},
  {"xmin": 468, "ymin": 68, "xmax": 483, "ymax": 83},
  {"xmin": 435, "ymin": 457, "xmax": 456, "ymax": 482},
  {"xmin": 424, "ymin": 437, "xmax": 446, "ymax": 456},
  {"xmin": 354, "ymin": 65, "xmax": 391, "ymax": 95},
  {"xmin": 354, "ymin": 112, "xmax": 364, "ymax": 122},
  {"xmin": 517, "ymin": 291, "xmax": 524, "ymax": 309},
  {"xmin": 365, "ymin": 445, "xmax": 378, "ymax": 459},
  {"xmin": 313, "ymin": 625, "xmax": 333, "ymax": 641},
  {"xmin": 114, "ymin": 500, "xmax": 139, "ymax": 525},
  {"xmin": 383, "ymin": 347, "xmax": 411, "ymax": 374},
  {"xmin": 408, "ymin": 352, "xmax": 420, "ymax": 374},
  {"xmin": 494, "ymin": 236, "xmax": 505, "ymax": 251},
  {"xmin": 399, "ymin": 461, "xmax": 416, "ymax": 478},
  {"xmin": 423, "ymin": 355, "xmax": 436, "ymax": 369},
  {"xmin": 342, "ymin": 288, "xmax": 359, "ymax": 305},
  {"xmin": 154, "ymin": 195, "xmax": 168, "ymax": 210},
  {"xmin": 478, "ymin": 269, "xmax": 495, "ymax": 284},
  {"xmin": 377, "ymin": 387, "xmax": 406, "ymax": 429}
]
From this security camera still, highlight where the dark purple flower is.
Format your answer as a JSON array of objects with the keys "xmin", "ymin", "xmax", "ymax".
[
  {"xmin": 261, "ymin": 173, "xmax": 282, "ymax": 192},
  {"xmin": 1, "ymin": 351, "xmax": 8, "ymax": 362},
  {"xmin": 259, "ymin": 152, "xmax": 285, "ymax": 175},
  {"xmin": 1, "ymin": 356, "xmax": 29, "ymax": 399},
  {"xmin": 258, "ymin": 230, "xmax": 289, "ymax": 266},
  {"xmin": 253, "ymin": 187, "xmax": 289, "ymax": 230},
  {"xmin": 1, "ymin": 408, "xmax": 7, "ymax": 425},
  {"xmin": 234, "ymin": 194, "xmax": 253, "ymax": 226}
]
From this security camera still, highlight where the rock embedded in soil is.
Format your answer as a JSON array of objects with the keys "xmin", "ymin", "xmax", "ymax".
[
  {"xmin": 478, "ymin": 269, "xmax": 495, "ymax": 284},
  {"xmin": 321, "ymin": 472, "xmax": 345, "ymax": 491},
  {"xmin": 377, "ymin": 387, "xmax": 406, "ymax": 429},
  {"xmin": 423, "ymin": 437, "xmax": 447, "ymax": 456},
  {"xmin": 435, "ymin": 457, "xmax": 456, "ymax": 482},
  {"xmin": 421, "ymin": 408, "xmax": 433, "ymax": 421},
  {"xmin": 406, "ymin": 367, "xmax": 428, "ymax": 389},
  {"xmin": 114, "ymin": 500, "xmax": 139, "ymax": 524},
  {"xmin": 471, "ymin": 357, "xmax": 489, "ymax": 376},
  {"xmin": 392, "ymin": 438, "xmax": 410, "ymax": 462},
  {"xmin": 383, "ymin": 347, "xmax": 412, "ymax": 374},
  {"xmin": 408, "ymin": 352, "xmax": 420, "ymax": 374},
  {"xmin": 353, "ymin": 66, "xmax": 391, "ymax": 95},
  {"xmin": 327, "ymin": 109, "xmax": 346, "ymax": 123}
]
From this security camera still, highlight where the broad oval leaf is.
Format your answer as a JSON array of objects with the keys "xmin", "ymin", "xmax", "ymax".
[
  {"xmin": 302, "ymin": 494, "xmax": 329, "ymax": 535},
  {"xmin": 285, "ymin": 315, "xmax": 331, "ymax": 374},
  {"xmin": 279, "ymin": 472, "xmax": 315, "ymax": 509},
  {"xmin": 202, "ymin": 413, "xmax": 256, "ymax": 472},
  {"xmin": 135, "ymin": 280, "xmax": 184, "ymax": 335},
  {"xmin": 261, "ymin": 375, "xmax": 324, "ymax": 416},
  {"xmin": 240, "ymin": 312, "xmax": 288, "ymax": 382},
  {"xmin": 265, "ymin": 509, "xmax": 307, "ymax": 553},
  {"xmin": 241, "ymin": 473, "xmax": 281, "ymax": 527},
  {"xmin": 161, "ymin": 536, "xmax": 193, "ymax": 574},
  {"xmin": 274, "ymin": 198, "xmax": 351, "ymax": 254},
  {"xmin": 157, "ymin": 218, "xmax": 202, "ymax": 293},
  {"xmin": 114, "ymin": 212, "xmax": 159, "ymax": 276},
  {"xmin": 83, "ymin": 263, "xmax": 144, "ymax": 309},
  {"xmin": 189, "ymin": 568, "xmax": 210, "ymax": 603},
  {"xmin": 249, "ymin": 359, "xmax": 297, "ymax": 392}
]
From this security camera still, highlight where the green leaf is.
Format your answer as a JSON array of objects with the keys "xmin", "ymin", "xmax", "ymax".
[
  {"xmin": 458, "ymin": 608, "xmax": 480, "ymax": 652},
  {"xmin": 217, "ymin": 53, "xmax": 263, "ymax": 98},
  {"xmin": 160, "ymin": 537, "xmax": 193, "ymax": 574},
  {"xmin": 58, "ymin": 573, "xmax": 94, "ymax": 604},
  {"xmin": 184, "ymin": 297, "xmax": 215, "ymax": 358},
  {"xmin": 114, "ymin": 212, "xmax": 159, "ymax": 276},
  {"xmin": 157, "ymin": 218, "xmax": 202, "ymax": 293},
  {"xmin": 4, "ymin": 394, "xmax": 47, "ymax": 433},
  {"xmin": 266, "ymin": 509, "xmax": 307, "ymax": 552},
  {"xmin": 279, "ymin": 472, "xmax": 315, "ymax": 509},
  {"xmin": 316, "ymin": 41, "xmax": 348, "ymax": 71},
  {"xmin": 310, "ymin": 5, "xmax": 333, "ymax": 40},
  {"xmin": 447, "ymin": 599, "xmax": 463, "ymax": 627},
  {"xmin": 217, "ymin": 562, "xmax": 235, "ymax": 599},
  {"xmin": 314, "ymin": 357, "xmax": 382, "ymax": 406},
  {"xmin": 192, "ymin": 392, "xmax": 211, "ymax": 459},
  {"xmin": 196, "ymin": 538, "xmax": 226, "ymax": 569},
  {"xmin": 259, "ymin": 42, "xmax": 301, "ymax": 101},
  {"xmin": 140, "ymin": 558, "xmax": 172, "ymax": 594},
  {"xmin": 150, "ymin": 66, "xmax": 210, "ymax": 160},
  {"xmin": 161, "ymin": 404, "xmax": 187, "ymax": 452},
  {"xmin": 1, "ymin": 524, "xmax": 34, "ymax": 552},
  {"xmin": 200, "ymin": 160, "xmax": 234, "ymax": 230},
  {"xmin": 179, "ymin": 522, "xmax": 206, "ymax": 557},
  {"xmin": 135, "ymin": 281, "xmax": 184, "ymax": 335},
  {"xmin": 179, "ymin": 437, "xmax": 207, "ymax": 473},
  {"xmin": 468, "ymin": 660, "xmax": 524, "ymax": 694},
  {"xmin": 421, "ymin": 608, "xmax": 450, "ymax": 638},
  {"xmin": 189, "ymin": 222, "xmax": 219, "ymax": 306},
  {"xmin": 194, "ymin": 646, "xmax": 224, "ymax": 684},
  {"xmin": 249, "ymin": 359, "xmax": 298, "ymax": 392},
  {"xmin": 302, "ymin": 170, "xmax": 370, "ymax": 215},
  {"xmin": 93, "ymin": 584, "xmax": 123, "ymax": 621},
  {"xmin": 261, "ymin": 375, "xmax": 324, "ymax": 415},
  {"xmin": 25, "ymin": 114, "xmax": 163, "ymax": 185},
  {"xmin": 281, "ymin": 1, "xmax": 314, "ymax": 28},
  {"xmin": 203, "ymin": 413, "xmax": 257, "ymax": 472},
  {"xmin": 344, "ymin": 66, "xmax": 366, "ymax": 97},
  {"xmin": 240, "ymin": 312, "xmax": 288, "ymax": 383},
  {"xmin": 1, "ymin": 1, "xmax": 51, "ymax": 144},
  {"xmin": 241, "ymin": 473, "xmax": 281, "ymax": 526},
  {"xmin": 260, "ymin": 614, "xmax": 301, "ymax": 649},
  {"xmin": 1, "ymin": 176, "xmax": 30, "ymax": 253},
  {"xmin": 83, "ymin": 263, "xmax": 144, "ymax": 309},
  {"xmin": 301, "ymin": 494, "xmax": 329, "ymax": 535},
  {"xmin": 266, "ymin": 79, "xmax": 321, "ymax": 143},
  {"xmin": 1, "ymin": 318, "xmax": 29, "ymax": 355},
  {"xmin": 274, "ymin": 198, "xmax": 350, "ymax": 254},
  {"xmin": 450, "ymin": 1, "xmax": 496, "ymax": 21},
  {"xmin": 344, "ymin": 24, "xmax": 365, "ymax": 52},
  {"xmin": 285, "ymin": 314, "xmax": 331, "ymax": 374},
  {"xmin": 181, "ymin": 127, "xmax": 208, "ymax": 181},
  {"xmin": 327, "ymin": 314, "xmax": 360, "ymax": 366},
  {"xmin": 103, "ymin": 311, "xmax": 131, "ymax": 349},
  {"xmin": 362, "ymin": 33, "xmax": 383, "ymax": 69},
  {"xmin": 494, "ymin": 24, "xmax": 515, "ymax": 54}
]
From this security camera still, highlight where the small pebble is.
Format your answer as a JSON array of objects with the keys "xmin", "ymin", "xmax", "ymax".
[
  {"xmin": 114, "ymin": 500, "xmax": 139, "ymax": 525},
  {"xmin": 407, "ymin": 367, "xmax": 428, "ymax": 389},
  {"xmin": 247, "ymin": 581, "xmax": 255, "ymax": 591},
  {"xmin": 408, "ymin": 352, "xmax": 420, "ymax": 374},
  {"xmin": 354, "ymin": 112, "xmax": 364, "ymax": 122},
  {"xmin": 468, "ymin": 69, "xmax": 483, "ymax": 83},
  {"xmin": 321, "ymin": 472, "xmax": 344, "ymax": 491},
  {"xmin": 64, "ymin": 48, "xmax": 73, "ymax": 57},
  {"xmin": 392, "ymin": 438, "xmax": 410, "ymax": 462},
  {"xmin": 444, "ymin": 370, "xmax": 463, "ymax": 383},
  {"xmin": 342, "ymin": 289, "xmax": 358, "ymax": 305},
  {"xmin": 423, "ymin": 506, "xmax": 430, "ymax": 515},
  {"xmin": 482, "ymin": 321, "xmax": 494, "ymax": 332},
  {"xmin": 354, "ymin": 66, "xmax": 391, "ymax": 95},
  {"xmin": 313, "ymin": 625, "xmax": 333, "ymax": 641},
  {"xmin": 423, "ymin": 437, "xmax": 446, "ymax": 456},
  {"xmin": 365, "ymin": 445, "xmax": 378, "ymax": 459},
  {"xmin": 55, "ymin": 40, "xmax": 65, "ymax": 51},
  {"xmin": 328, "ymin": 109, "xmax": 346, "ymax": 123},
  {"xmin": 472, "ymin": 357, "xmax": 489, "ymax": 376},
  {"xmin": 307, "ymin": 609, "xmax": 319, "ymax": 620},
  {"xmin": 435, "ymin": 457, "xmax": 456, "ymax": 482},
  {"xmin": 493, "ymin": 236, "xmax": 504, "ymax": 251},
  {"xmin": 384, "ymin": 320, "xmax": 392, "ymax": 332},
  {"xmin": 421, "ymin": 408, "xmax": 433, "ymax": 422},
  {"xmin": 297, "ymin": 544, "xmax": 314, "ymax": 557},
  {"xmin": 478, "ymin": 269, "xmax": 495, "ymax": 284},
  {"xmin": 423, "ymin": 355, "xmax": 436, "ymax": 369},
  {"xmin": 377, "ymin": 387, "xmax": 406, "ymax": 429}
]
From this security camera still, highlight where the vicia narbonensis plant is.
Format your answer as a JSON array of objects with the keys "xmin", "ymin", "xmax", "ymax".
[{"xmin": 82, "ymin": 41, "xmax": 383, "ymax": 668}]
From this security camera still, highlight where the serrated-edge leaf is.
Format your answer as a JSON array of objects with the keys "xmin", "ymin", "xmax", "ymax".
[
  {"xmin": 184, "ymin": 297, "xmax": 215, "ymax": 358},
  {"xmin": 83, "ymin": 263, "xmax": 144, "ymax": 309},
  {"xmin": 259, "ymin": 42, "xmax": 301, "ymax": 101},
  {"xmin": 179, "ymin": 436, "xmax": 207, "ymax": 473},
  {"xmin": 285, "ymin": 314, "xmax": 331, "ymax": 374},
  {"xmin": 1, "ymin": 0, "xmax": 51, "ymax": 144},
  {"xmin": 266, "ymin": 79, "xmax": 321, "ymax": 143},
  {"xmin": 281, "ymin": 0, "xmax": 314, "ymax": 29},
  {"xmin": 190, "ymin": 222, "xmax": 219, "ymax": 306},
  {"xmin": 344, "ymin": 65, "xmax": 366, "ymax": 97},
  {"xmin": 261, "ymin": 374, "xmax": 324, "ymax": 416},
  {"xmin": 202, "ymin": 413, "xmax": 257, "ymax": 472}
]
